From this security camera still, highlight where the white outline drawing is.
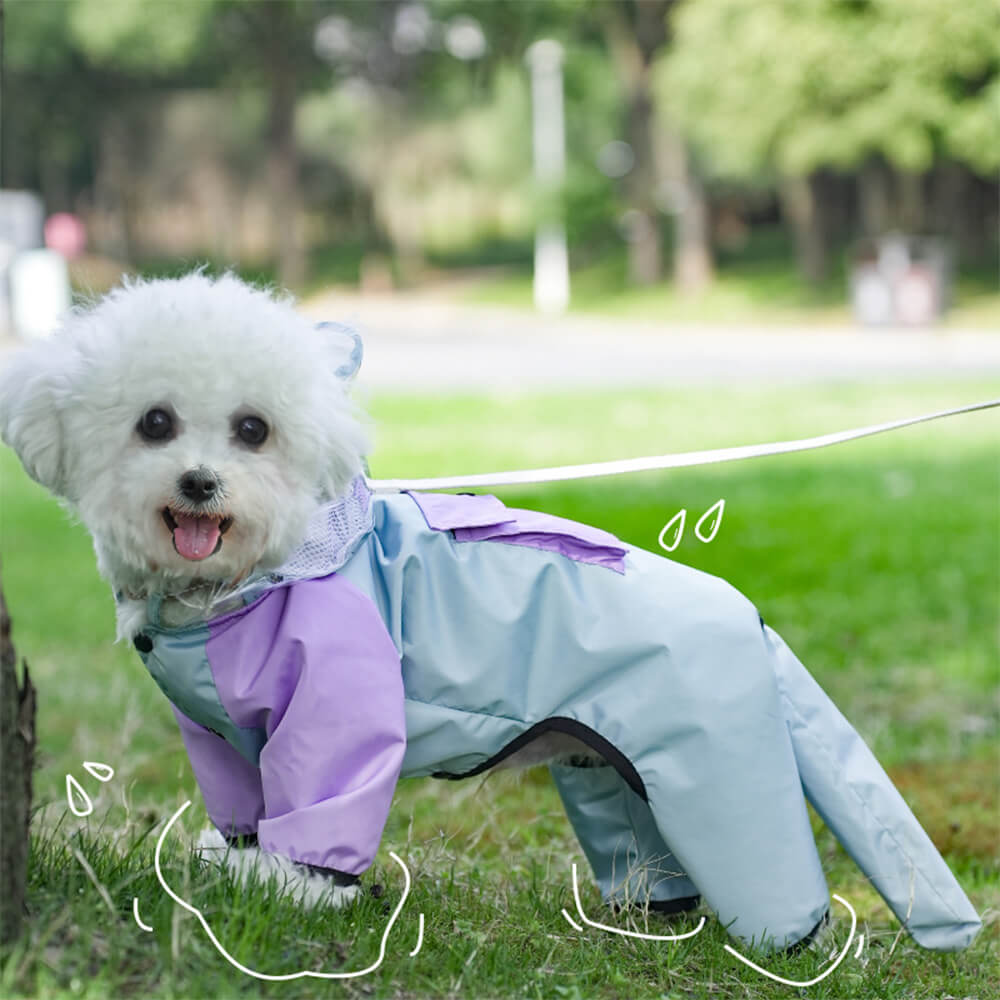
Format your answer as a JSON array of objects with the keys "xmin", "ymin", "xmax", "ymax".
[
  {"xmin": 568, "ymin": 862, "xmax": 706, "ymax": 942},
  {"xmin": 409, "ymin": 913, "xmax": 425, "ymax": 957},
  {"xmin": 657, "ymin": 509, "xmax": 686, "ymax": 553},
  {"xmin": 154, "ymin": 800, "xmax": 423, "ymax": 981},
  {"xmin": 722, "ymin": 893, "xmax": 858, "ymax": 988},
  {"xmin": 83, "ymin": 761, "xmax": 115, "ymax": 782},
  {"xmin": 133, "ymin": 897, "xmax": 153, "ymax": 932},
  {"xmin": 560, "ymin": 909, "xmax": 583, "ymax": 932},
  {"xmin": 694, "ymin": 499, "xmax": 725, "ymax": 544},
  {"xmin": 65, "ymin": 774, "xmax": 94, "ymax": 818}
]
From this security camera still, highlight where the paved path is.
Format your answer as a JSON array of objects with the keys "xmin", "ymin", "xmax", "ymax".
[
  {"xmin": 300, "ymin": 291, "xmax": 1000, "ymax": 392},
  {"xmin": 2, "ymin": 290, "xmax": 998, "ymax": 392}
]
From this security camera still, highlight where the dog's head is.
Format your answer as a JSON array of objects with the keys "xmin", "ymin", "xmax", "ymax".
[{"xmin": 0, "ymin": 272, "xmax": 369, "ymax": 598}]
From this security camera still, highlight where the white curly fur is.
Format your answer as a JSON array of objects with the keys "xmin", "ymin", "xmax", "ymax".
[
  {"xmin": 195, "ymin": 828, "xmax": 360, "ymax": 908},
  {"xmin": 0, "ymin": 272, "xmax": 369, "ymax": 640}
]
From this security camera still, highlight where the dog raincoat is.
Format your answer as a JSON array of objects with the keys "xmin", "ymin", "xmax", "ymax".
[{"xmin": 132, "ymin": 481, "xmax": 980, "ymax": 952}]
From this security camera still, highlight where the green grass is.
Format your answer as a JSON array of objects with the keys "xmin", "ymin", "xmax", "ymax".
[{"xmin": 1, "ymin": 380, "xmax": 998, "ymax": 998}]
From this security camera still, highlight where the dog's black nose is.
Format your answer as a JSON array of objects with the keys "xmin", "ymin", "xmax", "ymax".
[{"xmin": 179, "ymin": 468, "xmax": 221, "ymax": 504}]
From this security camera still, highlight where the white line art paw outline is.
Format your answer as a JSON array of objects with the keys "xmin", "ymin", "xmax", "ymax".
[
  {"xmin": 562, "ymin": 862, "xmax": 707, "ymax": 942},
  {"xmin": 153, "ymin": 800, "xmax": 425, "ymax": 980},
  {"xmin": 722, "ymin": 894, "xmax": 858, "ymax": 988},
  {"xmin": 562, "ymin": 858, "xmax": 860, "ymax": 990},
  {"xmin": 132, "ymin": 897, "xmax": 154, "ymax": 932}
]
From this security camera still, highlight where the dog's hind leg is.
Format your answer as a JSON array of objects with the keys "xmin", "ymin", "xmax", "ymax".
[
  {"xmin": 765, "ymin": 625, "xmax": 981, "ymax": 951},
  {"xmin": 549, "ymin": 761, "xmax": 700, "ymax": 914}
]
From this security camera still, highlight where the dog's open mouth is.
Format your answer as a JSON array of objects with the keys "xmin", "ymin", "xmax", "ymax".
[{"xmin": 162, "ymin": 508, "xmax": 233, "ymax": 561}]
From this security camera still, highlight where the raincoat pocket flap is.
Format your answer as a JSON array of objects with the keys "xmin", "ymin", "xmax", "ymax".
[
  {"xmin": 407, "ymin": 492, "xmax": 628, "ymax": 573},
  {"xmin": 407, "ymin": 491, "xmax": 515, "ymax": 531}
]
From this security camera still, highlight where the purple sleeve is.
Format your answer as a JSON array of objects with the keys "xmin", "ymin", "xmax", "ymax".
[
  {"xmin": 207, "ymin": 576, "xmax": 406, "ymax": 874},
  {"xmin": 171, "ymin": 706, "xmax": 265, "ymax": 836}
]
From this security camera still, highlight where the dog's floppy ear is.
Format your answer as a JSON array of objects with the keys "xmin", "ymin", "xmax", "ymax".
[
  {"xmin": 312, "ymin": 321, "xmax": 370, "ymax": 500},
  {"xmin": 315, "ymin": 321, "xmax": 364, "ymax": 381},
  {"xmin": 0, "ymin": 339, "xmax": 74, "ymax": 498}
]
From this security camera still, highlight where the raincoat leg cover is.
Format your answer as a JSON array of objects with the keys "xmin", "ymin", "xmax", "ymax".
[
  {"xmin": 549, "ymin": 761, "xmax": 701, "ymax": 908},
  {"xmin": 767, "ymin": 626, "xmax": 981, "ymax": 950}
]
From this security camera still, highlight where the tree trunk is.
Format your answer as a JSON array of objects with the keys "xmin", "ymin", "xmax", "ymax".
[
  {"xmin": 262, "ymin": 1, "xmax": 305, "ymax": 290},
  {"xmin": 898, "ymin": 171, "xmax": 926, "ymax": 234},
  {"xmin": 929, "ymin": 163, "xmax": 992, "ymax": 264},
  {"xmin": 92, "ymin": 114, "xmax": 134, "ymax": 261},
  {"xmin": 624, "ymin": 87, "xmax": 662, "ymax": 285},
  {"xmin": 670, "ymin": 140, "xmax": 713, "ymax": 294},
  {"xmin": 858, "ymin": 157, "xmax": 893, "ymax": 237},
  {"xmin": 0, "ymin": 572, "xmax": 36, "ymax": 947},
  {"xmin": 780, "ymin": 173, "xmax": 828, "ymax": 284},
  {"xmin": 602, "ymin": 0, "xmax": 681, "ymax": 287}
]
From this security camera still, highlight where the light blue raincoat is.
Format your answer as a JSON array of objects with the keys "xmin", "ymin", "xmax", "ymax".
[{"xmin": 134, "ymin": 483, "xmax": 981, "ymax": 952}]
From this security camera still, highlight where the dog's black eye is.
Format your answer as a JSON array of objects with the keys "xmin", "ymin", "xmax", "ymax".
[
  {"xmin": 235, "ymin": 415, "xmax": 268, "ymax": 447},
  {"xmin": 138, "ymin": 408, "xmax": 174, "ymax": 442}
]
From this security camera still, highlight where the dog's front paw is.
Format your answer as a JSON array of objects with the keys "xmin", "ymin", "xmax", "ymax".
[
  {"xmin": 284, "ymin": 862, "xmax": 361, "ymax": 909},
  {"xmin": 195, "ymin": 826, "xmax": 230, "ymax": 856},
  {"xmin": 195, "ymin": 827, "xmax": 361, "ymax": 909}
]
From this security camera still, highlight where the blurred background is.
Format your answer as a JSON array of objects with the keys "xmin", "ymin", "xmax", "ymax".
[{"xmin": 2, "ymin": 0, "xmax": 998, "ymax": 333}]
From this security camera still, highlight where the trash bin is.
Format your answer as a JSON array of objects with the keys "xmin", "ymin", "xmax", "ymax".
[{"xmin": 849, "ymin": 234, "xmax": 950, "ymax": 327}]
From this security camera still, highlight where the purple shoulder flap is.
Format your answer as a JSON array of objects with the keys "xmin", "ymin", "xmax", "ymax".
[{"xmin": 406, "ymin": 491, "xmax": 628, "ymax": 574}]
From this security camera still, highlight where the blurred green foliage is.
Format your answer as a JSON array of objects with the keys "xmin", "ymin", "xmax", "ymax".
[
  {"xmin": 2, "ymin": 0, "xmax": 998, "ymax": 299},
  {"xmin": 658, "ymin": 0, "xmax": 1000, "ymax": 177}
]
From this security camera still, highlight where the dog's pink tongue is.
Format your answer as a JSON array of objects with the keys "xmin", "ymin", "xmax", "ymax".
[{"xmin": 172, "ymin": 514, "xmax": 221, "ymax": 561}]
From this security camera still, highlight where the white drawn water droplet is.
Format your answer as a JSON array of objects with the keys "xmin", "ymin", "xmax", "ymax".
[
  {"xmin": 66, "ymin": 774, "xmax": 94, "ymax": 817},
  {"xmin": 83, "ymin": 761, "xmax": 115, "ymax": 783},
  {"xmin": 657, "ymin": 509, "xmax": 687, "ymax": 553},
  {"xmin": 695, "ymin": 498, "xmax": 725, "ymax": 544}
]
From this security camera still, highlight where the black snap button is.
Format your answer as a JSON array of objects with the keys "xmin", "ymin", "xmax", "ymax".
[{"xmin": 133, "ymin": 634, "xmax": 153, "ymax": 654}]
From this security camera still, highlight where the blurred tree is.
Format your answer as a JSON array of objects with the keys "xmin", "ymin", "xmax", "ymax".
[
  {"xmin": 4, "ymin": 0, "xmax": 216, "ymax": 260},
  {"xmin": 66, "ymin": 0, "xmax": 213, "ymax": 260},
  {"xmin": 66, "ymin": 0, "xmax": 322, "ymax": 288},
  {"xmin": 396, "ymin": 0, "xmax": 714, "ymax": 292},
  {"xmin": 658, "ymin": 0, "xmax": 1000, "ymax": 279},
  {"xmin": 2, "ymin": 1, "xmax": 98, "ymax": 214},
  {"xmin": 599, "ymin": 0, "xmax": 712, "ymax": 293},
  {"xmin": 4, "ymin": 0, "xmax": 356, "ymax": 288},
  {"xmin": 219, "ymin": 0, "xmax": 318, "ymax": 289}
]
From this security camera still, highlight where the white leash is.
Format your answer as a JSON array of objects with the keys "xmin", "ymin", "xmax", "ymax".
[{"xmin": 366, "ymin": 398, "xmax": 999, "ymax": 493}]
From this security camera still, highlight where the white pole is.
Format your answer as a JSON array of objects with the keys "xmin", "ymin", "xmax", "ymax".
[{"xmin": 526, "ymin": 39, "xmax": 570, "ymax": 314}]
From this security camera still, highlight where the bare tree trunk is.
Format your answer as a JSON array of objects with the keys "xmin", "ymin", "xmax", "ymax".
[
  {"xmin": 624, "ymin": 86, "xmax": 662, "ymax": 285},
  {"xmin": 929, "ymin": 163, "xmax": 992, "ymax": 264},
  {"xmin": 780, "ymin": 173, "xmax": 828, "ymax": 284},
  {"xmin": 93, "ymin": 114, "xmax": 134, "ymax": 260},
  {"xmin": 1, "ymin": 572, "xmax": 36, "ymax": 947},
  {"xmin": 262, "ymin": 0, "xmax": 305, "ymax": 289},
  {"xmin": 671, "ymin": 141, "xmax": 712, "ymax": 294},
  {"xmin": 858, "ymin": 158, "xmax": 893, "ymax": 237},
  {"xmin": 602, "ymin": 0, "xmax": 690, "ymax": 288},
  {"xmin": 898, "ymin": 171, "xmax": 926, "ymax": 234},
  {"xmin": 957, "ymin": 172, "xmax": 992, "ymax": 264}
]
